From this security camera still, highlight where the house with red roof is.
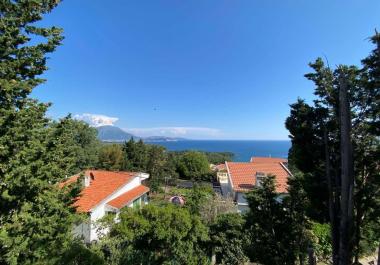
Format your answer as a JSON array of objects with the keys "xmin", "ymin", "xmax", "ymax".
[
  {"xmin": 61, "ymin": 170, "xmax": 150, "ymax": 243},
  {"xmin": 223, "ymin": 157, "xmax": 291, "ymax": 212}
]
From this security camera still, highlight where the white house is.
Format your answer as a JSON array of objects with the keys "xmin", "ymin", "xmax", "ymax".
[
  {"xmin": 60, "ymin": 170, "xmax": 150, "ymax": 243},
  {"xmin": 222, "ymin": 157, "xmax": 292, "ymax": 213}
]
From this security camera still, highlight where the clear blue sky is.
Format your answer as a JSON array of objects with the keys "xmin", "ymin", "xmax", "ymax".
[{"xmin": 33, "ymin": 0, "xmax": 380, "ymax": 140}]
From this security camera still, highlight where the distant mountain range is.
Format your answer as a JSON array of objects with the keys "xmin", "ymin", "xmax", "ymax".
[{"xmin": 96, "ymin": 126, "xmax": 187, "ymax": 142}]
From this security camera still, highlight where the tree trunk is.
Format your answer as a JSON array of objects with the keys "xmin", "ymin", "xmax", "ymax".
[
  {"xmin": 324, "ymin": 127, "xmax": 340, "ymax": 265},
  {"xmin": 308, "ymin": 247, "xmax": 316, "ymax": 265},
  {"xmin": 211, "ymin": 247, "xmax": 216, "ymax": 265},
  {"xmin": 338, "ymin": 72, "xmax": 354, "ymax": 265}
]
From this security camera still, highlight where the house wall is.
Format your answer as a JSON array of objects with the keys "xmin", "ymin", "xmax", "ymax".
[
  {"xmin": 81, "ymin": 177, "xmax": 143, "ymax": 243},
  {"xmin": 225, "ymin": 172, "xmax": 234, "ymax": 198},
  {"xmin": 73, "ymin": 219, "xmax": 91, "ymax": 243},
  {"xmin": 236, "ymin": 192, "xmax": 249, "ymax": 213},
  {"xmin": 217, "ymin": 171, "xmax": 229, "ymax": 184}
]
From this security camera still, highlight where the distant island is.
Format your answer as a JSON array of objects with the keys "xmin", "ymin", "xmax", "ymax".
[{"xmin": 96, "ymin": 125, "xmax": 188, "ymax": 142}]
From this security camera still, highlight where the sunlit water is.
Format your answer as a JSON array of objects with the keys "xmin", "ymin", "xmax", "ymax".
[{"xmin": 149, "ymin": 140, "xmax": 291, "ymax": 162}]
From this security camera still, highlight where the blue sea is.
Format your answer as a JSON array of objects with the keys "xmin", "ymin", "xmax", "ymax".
[{"xmin": 149, "ymin": 140, "xmax": 291, "ymax": 162}]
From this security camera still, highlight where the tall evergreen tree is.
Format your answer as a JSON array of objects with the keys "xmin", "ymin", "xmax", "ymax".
[
  {"xmin": 48, "ymin": 115, "xmax": 100, "ymax": 175},
  {"xmin": 245, "ymin": 176, "xmax": 298, "ymax": 265},
  {"xmin": 286, "ymin": 32, "xmax": 380, "ymax": 264},
  {"xmin": 0, "ymin": 1, "xmax": 79, "ymax": 264}
]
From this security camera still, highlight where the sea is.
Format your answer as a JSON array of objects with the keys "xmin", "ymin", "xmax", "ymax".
[{"xmin": 149, "ymin": 140, "xmax": 291, "ymax": 162}]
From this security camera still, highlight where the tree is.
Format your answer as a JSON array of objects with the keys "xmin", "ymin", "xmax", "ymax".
[
  {"xmin": 286, "ymin": 32, "xmax": 380, "ymax": 264},
  {"xmin": 48, "ymin": 115, "xmax": 100, "ymax": 175},
  {"xmin": 123, "ymin": 138, "xmax": 148, "ymax": 171},
  {"xmin": 177, "ymin": 151, "xmax": 210, "ymax": 181},
  {"xmin": 0, "ymin": 1, "xmax": 81, "ymax": 263},
  {"xmin": 145, "ymin": 145, "xmax": 178, "ymax": 192},
  {"xmin": 202, "ymin": 152, "xmax": 234, "ymax": 164},
  {"xmin": 199, "ymin": 193, "xmax": 238, "ymax": 224},
  {"xmin": 244, "ymin": 175, "xmax": 299, "ymax": 265},
  {"xmin": 209, "ymin": 213, "xmax": 248, "ymax": 265},
  {"xmin": 97, "ymin": 144, "xmax": 124, "ymax": 170},
  {"xmin": 102, "ymin": 204, "xmax": 210, "ymax": 265},
  {"xmin": 120, "ymin": 140, "xmax": 178, "ymax": 191},
  {"xmin": 284, "ymin": 173, "xmax": 313, "ymax": 265}
]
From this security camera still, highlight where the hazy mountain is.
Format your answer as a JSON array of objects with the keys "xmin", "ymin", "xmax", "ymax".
[
  {"xmin": 96, "ymin": 125, "xmax": 138, "ymax": 142},
  {"xmin": 96, "ymin": 126, "xmax": 187, "ymax": 142}
]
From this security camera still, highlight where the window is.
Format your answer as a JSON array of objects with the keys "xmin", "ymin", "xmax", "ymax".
[{"xmin": 132, "ymin": 198, "xmax": 141, "ymax": 208}]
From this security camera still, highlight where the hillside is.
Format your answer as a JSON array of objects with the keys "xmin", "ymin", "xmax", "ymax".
[{"xmin": 96, "ymin": 125, "xmax": 138, "ymax": 142}]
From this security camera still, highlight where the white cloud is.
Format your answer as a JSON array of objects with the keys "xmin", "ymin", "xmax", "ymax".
[
  {"xmin": 125, "ymin": 127, "xmax": 222, "ymax": 139},
  {"xmin": 74, "ymin": 113, "xmax": 119, "ymax": 127}
]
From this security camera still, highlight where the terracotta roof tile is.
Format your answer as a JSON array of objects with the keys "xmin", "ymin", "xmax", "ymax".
[
  {"xmin": 250, "ymin": 157, "xmax": 288, "ymax": 163},
  {"xmin": 61, "ymin": 170, "xmax": 137, "ymax": 212},
  {"xmin": 107, "ymin": 185, "xmax": 149, "ymax": 209},
  {"xmin": 226, "ymin": 159, "xmax": 290, "ymax": 193}
]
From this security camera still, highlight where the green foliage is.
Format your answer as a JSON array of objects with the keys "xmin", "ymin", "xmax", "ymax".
[
  {"xmin": 102, "ymin": 204, "xmax": 210, "ymax": 265},
  {"xmin": 209, "ymin": 213, "xmax": 248, "ymax": 265},
  {"xmin": 121, "ymin": 139, "xmax": 178, "ymax": 191},
  {"xmin": 199, "ymin": 193, "xmax": 238, "ymax": 224},
  {"xmin": 286, "ymin": 32, "xmax": 380, "ymax": 261},
  {"xmin": 310, "ymin": 222, "xmax": 332, "ymax": 263},
  {"xmin": 283, "ymin": 173, "xmax": 313, "ymax": 264},
  {"xmin": 123, "ymin": 138, "xmax": 149, "ymax": 171},
  {"xmin": 0, "ymin": 0, "xmax": 63, "ymax": 108},
  {"xmin": 59, "ymin": 241, "xmax": 105, "ymax": 265},
  {"xmin": 177, "ymin": 151, "xmax": 210, "ymax": 181},
  {"xmin": 172, "ymin": 151, "xmax": 233, "ymax": 165},
  {"xmin": 202, "ymin": 151, "xmax": 234, "ymax": 164},
  {"xmin": 0, "ymin": 1, "xmax": 87, "ymax": 263},
  {"xmin": 245, "ymin": 175, "xmax": 302, "ymax": 265},
  {"xmin": 97, "ymin": 144, "xmax": 124, "ymax": 170},
  {"xmin": 184, "ymin": 185, "xmax": 214, "ymax": 215},
  {"xmin": 48, "ymin": 115, "xmax": 100, "ymax": 175}
]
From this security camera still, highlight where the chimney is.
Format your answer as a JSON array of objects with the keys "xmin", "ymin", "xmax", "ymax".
[
  {"xmin": 83, "ymin": 172, "xmax": 94, "ymax": 187},
  {"xmin": 255, "ymin": 172, "xmax": 265, "ymax": 187}
]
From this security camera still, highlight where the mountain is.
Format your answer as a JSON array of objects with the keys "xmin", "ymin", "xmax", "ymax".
[
  {"xmin": 96, "ymin": 126, "xmax": 188, "ymax": 142},
  {"xmin": 96, "ymin": 125, "xmax": 138, "ymax": 142}
]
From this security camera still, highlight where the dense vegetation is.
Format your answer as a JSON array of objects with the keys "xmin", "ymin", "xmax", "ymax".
[
  {"xmin": 0, "ymin": 1, "xmax": 100, "ymax": 263},
  {"xmin": 0, "ymin": 1, "xmax": 378, "ymax": 265},
  {"xmin": 285, "ymin": 33, "xmax": 380, "ymax": 264},
  {"xmin": 96, "ymin": 139, "xmax": 228, "ymax": 188}
]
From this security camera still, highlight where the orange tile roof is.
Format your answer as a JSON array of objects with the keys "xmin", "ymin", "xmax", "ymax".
[
  {"xmin": 250, "ymin": 157, "xmax": 288, "ymax": 163},
  {"xmin": 107, "ymin": 185, "xmax": 149, "ymax": 209},
  {"xmin": 61, "ymin": 170, "xmax": 137, "ymax": 212},
  {"xmin": 226, "ymin": 159, "xmax": 290, "ymax": 193}
]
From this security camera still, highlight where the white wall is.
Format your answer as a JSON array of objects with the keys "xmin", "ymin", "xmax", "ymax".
[
  {"xmin": 75, "ymin": 176, "xmax": 144, "ymax": 243},
  {"xmin": 73, "ymin": 220, "xmax": 91, "ymax": 243},
  {"xmin": 236, "ymin": 192, "xmax": 249, "ymax": 213}
]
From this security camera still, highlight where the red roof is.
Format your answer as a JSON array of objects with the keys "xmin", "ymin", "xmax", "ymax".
[
  {"xmin": 107, "ymin": 185, "xmax": 149, "ymax": 209},
  {"xmin": 226, "ymin": 159, "xmax": 290, "ymax": 193},
  {"xmin": 250, "ymin": 157, "xmax": 288, "ymax": 163},
  {"xmin": 61, "ymin": 170, "xmax": 137, "ymax": 212}
]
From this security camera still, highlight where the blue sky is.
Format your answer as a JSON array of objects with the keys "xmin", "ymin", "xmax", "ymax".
[{"xmin": 33, "ymin": 1, "xmax": 380, "ymax": 140}]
